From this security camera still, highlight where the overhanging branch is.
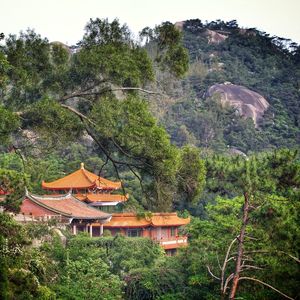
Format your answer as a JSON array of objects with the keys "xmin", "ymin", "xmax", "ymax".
[
  {"xmin": 239, "ymin": 277, "xmax": 295, "ymax": 300},
  {"xmin": 60, "ymin": 86, "xmax": 160, "ymax": 102},
  {"xmin": 206, "ymin": 265, "xmax": 220, "ymax": 281}
]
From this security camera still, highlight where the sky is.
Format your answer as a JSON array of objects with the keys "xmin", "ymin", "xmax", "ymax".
[{"xmin": 1, "ymin": 0, "xmax": 300, "ymax": 45}]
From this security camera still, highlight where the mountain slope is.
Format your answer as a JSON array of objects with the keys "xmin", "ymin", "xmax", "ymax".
[{"xmin": 149, "ymin": 19, "xmax": 300, "ymax": 153}]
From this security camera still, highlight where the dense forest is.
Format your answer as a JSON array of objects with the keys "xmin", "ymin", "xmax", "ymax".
[
  {"xmin": 0, "ymin": 18, "xmax": 299, "ymax": 299},
  {"xmin": 144, "ymin": 19, "xmax": 300, "ymax": 153}
]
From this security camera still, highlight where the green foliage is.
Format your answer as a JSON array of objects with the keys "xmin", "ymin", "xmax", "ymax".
[
  {"xmin": 80, "ymin": 18, "xmax": 131, "ymax": 47},
  {"xmin": 90, "ymin": 95, "xmax": 179, "ymax": 210},
  {"xmin": 142, "ymin": 21, "xmax": 189, "ymax": 77},
  {"xmin": 0, "ymin": 213, "xmax": 56, "ymax": 299},
  {"xmin": 74, "ymin": 18, "xmax": 154, "ymax": 87},
  {"xmin": 0, "ymin": 106, "xmax": 20, "ymax": 145},
  {"xmin": 0, "ymin": 51, "xmax": 10, "ymax": 88},
  {"xmin": 67, "ymin": 235, "xmax": 163, "ymax": 274},
  {"xmin": 176, "ymin": 19, "xmax": 300, "ymax": 151},
  {"xmin": 0, "ymin": 17, "xmax": 299, "ymax": 300},
  {"xmin": 55, "ymin": 257, "xmax": 123, "ymax": 300},
  {"xmin": 0, "ymin": 256, "xmax": 9, "ymax": 300},
  {"xmin": 0, "ymin": 153, "xmax": 24, "ymax": 172},
  {"xmin": 175, "ymin": 145, "xmax": 206, "ymax": 209},
  {"xmin": 125, "ymin": 264, "xmax": 185, "ymax": 300},
  {"xmin": 0, "ymin": 168, "xmax": 29, "ymax": 212},
  {"xmin": 4, "ymin": 29, "xmax": 51, "ymax": 108},
  {"xmin": 24, "ymin": 98, "xmax": 83, "ymax": 145},
  {"xmin": 175, "ymin": 193, "xmax": 300, "ymax": 299}
]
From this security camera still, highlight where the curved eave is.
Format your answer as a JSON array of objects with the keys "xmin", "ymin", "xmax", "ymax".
[
  {"xmin": 41, "ymin": 181, "xmax": 96, "ymax": 190},
  {"xmin": 151, "ymin": 223, "xmax": 189, "ymax": 227},
  {"xmin": 103, "ymin": 224, "xmax": 150, "ymax": 228},
  {"xmin": 26, "ymin": 193, "xmax": 111, "ymax": 221},
  {"xmin": 89, "ymin": 202, "xmax": 122, "ymax": 206}
]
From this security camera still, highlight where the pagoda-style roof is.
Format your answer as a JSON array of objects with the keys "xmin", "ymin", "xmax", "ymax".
[
  {"xmin": 76, "ymin": 193, "xmax": 128, "ymax": 203},
  {"xmin": 103, "ymin": 212, "xmax": 190, "ymax": 228},
  {"xmin": 42, "ymin": 163, "xmax": 121, "ymax": 191},
  {"xmin": 22, "ymin": 191, "xmax": 112, "ymax": 221}
]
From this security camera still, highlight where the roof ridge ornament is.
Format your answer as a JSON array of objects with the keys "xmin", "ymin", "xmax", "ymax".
[
  {"xmin": 25, "ymin": 186, "xmax": 29, "ymax": 197},
  {"xmin": 80, "ymin": 162, "xmax": 84, "ymax": 169}
]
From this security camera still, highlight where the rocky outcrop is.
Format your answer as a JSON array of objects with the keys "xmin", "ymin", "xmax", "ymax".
[
  {"xmin": 204, "ymin": 29, "xmax": 228, "ymax": 44},
  {"xmin": 206, "ymin": 83, "xmax": 269, "ymax": 126}
]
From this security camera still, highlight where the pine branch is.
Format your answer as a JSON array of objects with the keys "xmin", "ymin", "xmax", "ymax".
[
  {"xmin": 221, "ymin": 237, "xmax": 237, "ymax": 292},
  {"xmin": 60, "ymin": 86, "xmax": 160, "ymax": 102},
  {"xmin": 239, "ymin": 277, "xmax": 295, "ymax": 300},
  {"xmin": 206, "ymin": 265, "xmax": 220, "ymax": 281},
  {"xmin": 243, "ymin": 250, "xmax": 300, "ymax": 264}
]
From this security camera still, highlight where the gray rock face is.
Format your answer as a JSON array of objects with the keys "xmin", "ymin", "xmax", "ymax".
[
  {"xmin": 204, "ymin": 29, "xmax": 228, "ymax": 44},
  {"xmin": 206, "ymin": 83, "xmax": 269, "ymax": 126}
]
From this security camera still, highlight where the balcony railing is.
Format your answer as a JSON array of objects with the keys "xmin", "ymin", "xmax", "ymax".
[{"xmin": 154, "ymin": 236, "xmax": 188, "ymax": 249}]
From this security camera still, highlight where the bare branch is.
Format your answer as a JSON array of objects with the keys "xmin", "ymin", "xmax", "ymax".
[
  {"xmin": 226, "ymin": 256, "xmax": 236, "ymax": 263},
  {"xmin": 61, "ymin": 104, "xmax": 145, "ymax": 169},
  {"xmin": 98, "ymin": 155, "xmax": 109, "ymax": 178},
  {"xmin": 221, "ymin": 238, "xmax": 237, "ymax": 291},
  {"xmin": 206, "ymin": 265, "xmax": 220, "ymax": 281},
  {"xmin": 284, "ymin": 253, "xmax": 300, "ymax": 264},
  {"xmin": 109, "ymin": 136, "xmax": 153, "ymax": 168},
  {"xmin": 111, "ymin": 87, "xmax": 160, "ymax": 94},
  {"xmin": 243, "ymin": 250, "xmax": 300, "ymax": 264},
  {"xmin": 127, "ymin": 164, "xmax": 148, "ymax": 202},
  {"xmin": 60, "ymin": 104, "xmax": 97, "ymax": 126},
  {"xmin": 60, "ymin": 79, "xmax": 108, "ymax": 101},
  {"xmin": 216, "ymin": 253, "xmax": 222, "ymax": 270},
  {"xmin": 60, "ymin": 86, "xmax": 160, "ymax": 102},
  {"xmin": 241, "ymin": 265, "xmax": 264, "ymax": 271},
  {"xmin": 244, "ymin": 235, "xmax": 259, "ymax": 241},
  {"xmin": 223, "ymin": 273, "xmax": 234, "ymax": 293},
  {"xmin": 239, "ymin": 277, "xmax": 295, "ymax": 300}
]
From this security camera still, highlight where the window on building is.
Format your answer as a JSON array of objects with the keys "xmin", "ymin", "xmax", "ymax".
[
  {"xmin": 170, "ymin": 227, "xmax": 176, "ymax": 237},
  {"xmin": 127, "ymin": 228, "xmax": 142, "ymax": 237},
  {"xmin": 166, "ymin": 249, "xmax": 177, "ymax": 256}
]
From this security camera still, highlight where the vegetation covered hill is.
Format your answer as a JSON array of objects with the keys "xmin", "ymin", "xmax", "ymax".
[
  {"xmin": 0, "ymin": 18, "xmax": 299, "ymax": 300},
  {"xmin": 147, "ymin": 19, "xmax": 300, "ymax": 153}
]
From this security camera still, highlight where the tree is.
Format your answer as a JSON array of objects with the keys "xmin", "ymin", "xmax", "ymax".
[
  {"xmin": 0, "ymin": 106, "xmax": 20, "ymax": 145},
  {"xmin": 1, "ymin": 18, "xmax": 190, "ymax": 211},
  {"xmin": 180, "ymin": 194, "xmax": 299, "ymax": 300},
  {"xmin": 175, "ymin": 145, "xmax": 206, "ymax": 209},
  {"xmin": 55, "ymin": 257, "xmax": 123, "ymax": 300},
  {"xmin": 0, "ymin": 168, "xmax": 29, "ymax": 212},
  {"xmin": 142, "ymin": 21, "xmax": 189, "ymax": 77},
  {"xmin": 4, "ymin": 29, "xmax": 52, "ymax": 108},
  {"xmin": 204, "ymin": 150, "xmax": 300, "ymax": 299}
]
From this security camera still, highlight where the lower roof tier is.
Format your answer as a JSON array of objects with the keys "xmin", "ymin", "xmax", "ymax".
[
  {"xmin": 21, "ymin": 191, "xmax": 111, "ymax": 222},
  {"xmin": 75, "ymin": 193, "xmax": 128, "ymax": 204},
  {"xmin": 102, "ymin": 212, "xmax": 190, "ymax": 228}
]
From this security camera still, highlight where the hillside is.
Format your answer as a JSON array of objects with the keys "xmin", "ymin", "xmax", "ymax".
[
  {"xmin": 148, "ymin": 19, "xmax": 300, "ymax": 153},
  {"xmin": 0, "ymin": 18, "xmax": 300, "ymax": 300}
]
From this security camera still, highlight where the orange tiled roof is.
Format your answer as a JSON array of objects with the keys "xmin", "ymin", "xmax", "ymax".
[
  {"xmin": 25, "ymin": 192, "xmax": 111, "ymax": 220},
  {"xmin": 103, "ymin": 212, "xmax": 190, "ymax": 228},
  {"xmin": 151, "ymin": 213, "xmax": 190, "ymax": 226},
  {"xmin": 76, "ymin": 193, "xmax": 128, "ymax": 203},
  {"xmin": 42, "ymin": 163, "xmax": 121, "ymax": 190}
]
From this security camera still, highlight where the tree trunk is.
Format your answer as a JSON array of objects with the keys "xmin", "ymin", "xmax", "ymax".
[{"xmin": 229, "ymin": 192, "xmax": 250, "ymax": 300}]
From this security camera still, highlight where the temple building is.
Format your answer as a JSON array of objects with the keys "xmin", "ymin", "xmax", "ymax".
[
  {"xmin": 42, "ymin": 163, "xmax": 127, "ymax": 212},
  {"xmin": 102, "ymin": 212, "xmax": 189, "ymax": 254},
  {"xmin": 21, "ymin": 191, "xmax": 112, "ymax": 236},
  {"xmin": 20, "ymin": 163, "xmax": 190, "ymax": 253}
]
